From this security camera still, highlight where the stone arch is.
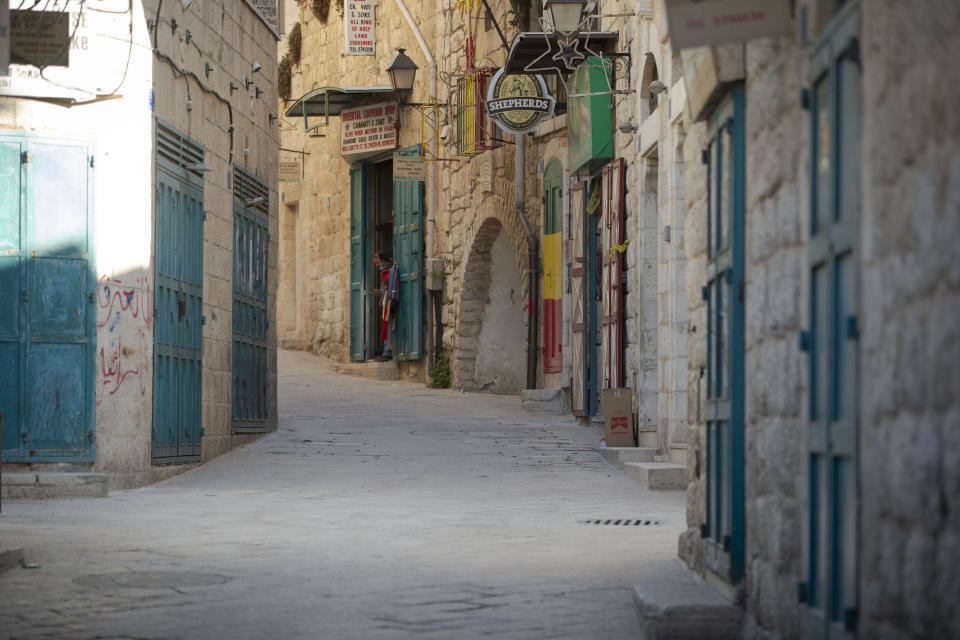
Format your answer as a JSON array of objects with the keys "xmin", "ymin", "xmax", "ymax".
[
  {"xmin": 639, "ymin": 52, "xmax": 660, "ymax": 119},
  {"xmin": 454, "ymin": 214, "xmax": 528, "ymax": 391}
]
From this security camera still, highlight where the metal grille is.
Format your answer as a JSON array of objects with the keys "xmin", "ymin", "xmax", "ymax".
[
  {"xmin": 156, "ymin": 121, "xmax": 205, "ymax": 178},
  {"xmin": 233, "ymin": 166, "xmax": 269, "ymax": 214},
  {"xmin": 579, "ymin": 519, "xmax": 662, "ymax": 526},
  {"xmin": 454, "ymin": 68, "xmax": 500, "ymax": 156}
]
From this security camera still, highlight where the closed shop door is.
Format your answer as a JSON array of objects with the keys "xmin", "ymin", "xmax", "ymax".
[
  {"xmin": 803, "ymin": 4, "xmax": 860, "ymax": 636},
  {"xmin": 569, "ymin": 182, "xmax": 587, "ymax": 415},
  {"xmin": 542, "ymin": 159, "xmax": 563, "ymax": 374},
  {"xmin": 153, "ymin": 123, "xmax": 204, "ymax": 462},
  {"xmin": 600, "ymin": 158, "xmax": 625, "ymax": 389},
  {"xmin": 232, "ymin": 167, "xmax": 269, "ymax": 433},
  {"xmin": 0, "ymin": 136, "xmax": 96, "ymax": 462}
]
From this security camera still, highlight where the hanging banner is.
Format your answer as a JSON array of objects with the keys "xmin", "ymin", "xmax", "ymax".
[
  {"xmin": 345, "ymin": 0, "xmax": 375, "ymax": 55},
  {"xmin": 340, "ymin": 102, "xmax": 398, "ymax": 159},
  {"xmin": 664, "ymin": 0, "xmax": 791, "ymax": 49},
  {"xmin": 485, "ymin": 67, "xmax": 555, "ymax": 135}
]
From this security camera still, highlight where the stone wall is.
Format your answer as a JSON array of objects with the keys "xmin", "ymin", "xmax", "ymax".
[
  {"xmin": 680, "ymin": 2, "xmax": 960, "ymax": 638},
  {"xmin": 739, "ymin": 34, "xmax": 806, "ymax": 638},
  {"xmin": 146, "ymin": 0, "xmax": 281, "ymax": 468},
  {"xmin": 858, "ymin": 2, "xmax": 960, "ymax": 637}
]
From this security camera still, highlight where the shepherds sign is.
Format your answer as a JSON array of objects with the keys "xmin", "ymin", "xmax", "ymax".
[{"xmin": 485, "ymin": 67, "xmax": 555, "ymax": 135}]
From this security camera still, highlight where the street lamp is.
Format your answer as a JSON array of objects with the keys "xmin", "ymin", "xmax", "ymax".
[
  {"xmin": 544, "ymin": 0, "xmax": 588, "ymax": 35},
  {"xmin": 386, "ymin": 48, "xmax": 419, "ymax": 94}
]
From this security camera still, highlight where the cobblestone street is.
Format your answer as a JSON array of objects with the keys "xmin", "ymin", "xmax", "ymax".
[{"xmin": 0, "ymin": 350, "xmax": 686, "ymax": 639}]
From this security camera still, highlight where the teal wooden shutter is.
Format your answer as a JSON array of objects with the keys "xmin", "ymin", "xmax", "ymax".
[
  {"xmin": 232, "ymin": 167, "xmax": 269, "ymax": 433},
  {"xmin": 0, "ymin": 136, "xmax": 95, "ymax": 462},
  {"xmin": 349, "ymin": 167, "xmax": 366, "ymax": 361},
  {"xmin": 393, "ymin": 145, "xmax": 423, "ymax": 361},
  {"xmin": 703, "ymin": 84, "xmax": 746, "ymax": 583},
  {"xmin": 802, "ymin": 3, "xmax": 860, "ymax": 637},
  {"xmin": 0, "ymin": 139, "xmax": 24, "ymax": 458},
  {"xmin": 153, "ymin": 122, "xmax": 204, "ymax": 462}
]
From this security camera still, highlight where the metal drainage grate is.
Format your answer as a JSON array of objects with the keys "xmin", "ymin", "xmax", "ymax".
[{"xmin": 579, "ymin": 518, "xmax": 662, "ymax": 526}]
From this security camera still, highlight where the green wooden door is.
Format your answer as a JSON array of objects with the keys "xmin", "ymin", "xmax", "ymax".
[
  {"xmin": 802, "ymin": 3, "xmax": 861, "ymax": 637},
  {"xmin": 1, "ymin": 135, "xmax": 96, "ymax": 462},
  {"xmin": 349, "ymin": 167, "xmax": 367, "ymax": 361},
  {"xmin": 392, "ymin": 145, "xmax": 423, "ymax": 361}
]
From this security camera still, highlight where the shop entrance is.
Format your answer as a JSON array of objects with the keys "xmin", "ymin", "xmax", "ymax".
[
  {"xmin": 366, "ymin": 159, "xmax": 393, "ymax": 359},
  {"xmin": 348, "ymin": 145, "xmax": 423, "ymax": 362}
]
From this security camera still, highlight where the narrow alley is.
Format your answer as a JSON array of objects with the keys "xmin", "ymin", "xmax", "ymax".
[{"xmin": 0, "ymin": 350, "xmax": 685, "ymax": 639}]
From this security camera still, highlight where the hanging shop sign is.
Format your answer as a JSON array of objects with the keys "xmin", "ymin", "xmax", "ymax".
[
  {"xmin": 1, "ymin": 0, "xmax": 129, "ymax": 101},
  {"xmin": 340, "ymin": 102, "xmax": 398, "ymax": 159},
  {"xmin": 10, "ymin": 10, "xmax": 69, "ymax": 67},
  {"xmin": 485, "ymin": 67, "xmax": 555, "ymax": 135},
  {"xmin": 345, "ymin": 0, "xmax": 375, "ymax": 55},
  {"xmin": 393, "ymin": 153, "xmax": 425, "ymax": 182},
  {"xmin": 569, "ymin": 57, "xmax": 613, "ymax": 175},
  {"xmin": 279, "ymin": 158, "xmax": 301, "ymax": 182},
  {"xmin": 664, "ymin": 0, "xmax": 791, "ymax": 50},
  {"xmin": 1, "ymin": 1, "xmax": 11, "ymax": 75}
]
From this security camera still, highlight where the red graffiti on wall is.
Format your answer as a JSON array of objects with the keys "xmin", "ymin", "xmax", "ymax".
[
  {"xmin": 97, "ymin": 276, "xmax": 152, "ymax": 329},
  {"xmin": 96, "ymin": 328, "xmax": 149, "ymax": 405}
]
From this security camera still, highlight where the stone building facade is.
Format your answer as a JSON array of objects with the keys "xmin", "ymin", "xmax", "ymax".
[
  {"xmin": 672, "ymin": 1, "xmax": 960, "ymax": 638},
  {"xmin": 1, "ymin": 0, "xmax": 279, "ymax": 492},
  {"xmin": 276, "ymin": 0, "xmax": 957, "ymax": 636}
]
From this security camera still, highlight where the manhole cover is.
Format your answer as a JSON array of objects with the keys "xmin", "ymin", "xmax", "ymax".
[
  {"xmin": 73, "ymin": 571, "xmax": 232, "ymax": 589},
  {"xmin": 579, "ymin": 518, "xmax": 662, "ymax": 526}
]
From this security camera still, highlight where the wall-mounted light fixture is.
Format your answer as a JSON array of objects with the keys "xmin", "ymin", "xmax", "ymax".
[
  {"xmin": 545, "ymin": 0, "xmax": 588, "ymax": 34},
  {"xmin": 252, "ymin": 62, "xmax": 262, "ymax": 73},
  {"xmin": 204, "ymin": 62, "xmax": 213, "ymax": 77},
  {"xmin": 229, "ymin": 82, "xmax": 237, "ymax": 95},
  {"xmin": 185, "ymin": 161, "xmax": 212, "ymax": 172},
  {"xmin": 386, "ymin": 48, "xmax": 418, "ymax": 94},
  {"xmin": 244, "ymin": 77, "xmax": 253, "ymax": 90},
  {"xmin": 648, "ymin": 79, "xmax": 667, "ymax": 95},
  {"xmin": 245, "ymin": 196, "xmax": 265, "ymax": 207}
]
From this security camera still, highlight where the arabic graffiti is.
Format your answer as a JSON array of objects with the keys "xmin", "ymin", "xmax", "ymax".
[{"xmin": 96, "ymin": 275, "xmax": 152, "ymax": 405}]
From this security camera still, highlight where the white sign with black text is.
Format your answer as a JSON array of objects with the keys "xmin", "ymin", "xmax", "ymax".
[{"xmin": 345, "ymin": 0, "xmax": 375, "ymax": 55}]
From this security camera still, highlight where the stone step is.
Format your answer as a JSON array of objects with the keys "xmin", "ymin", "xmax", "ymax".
[
  {"xmin": 669, "ymin": 443, "xmax": 688, "ymax": 465},
  {"xmin": 331, "ymin": 360, "xmax": 399, "ymax": 380},
  {"xmin": 637, "ymin": 429, "xmax": 658, "ymax": 448},
  {"xmin": 1, "ymin": 472, "xmax": 109, "ymax": 499},
  {"xmin": 622, "ymin": 462, "xmax": 686, "ymax": 490},
  {"xmin": 521, "ymin": 388, "xmax": 568, "ymax": 414},
  {"xmin": 633, "ymin": 580, "xmax": 742, "ymax": 639},
  {"xmin": 595, "ymin": 446, "xmax": 657, "ymax": 468}
]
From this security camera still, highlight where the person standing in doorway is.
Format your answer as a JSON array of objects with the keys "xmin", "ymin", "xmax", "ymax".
[{"xmin": 373, "ymin": 251, "xmax": 399, "ymax": 361}]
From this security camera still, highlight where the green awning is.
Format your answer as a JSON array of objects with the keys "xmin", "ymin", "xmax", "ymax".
[{"xmin": 284, "ymin": 85, "xmax": 395, "ymax": 133}]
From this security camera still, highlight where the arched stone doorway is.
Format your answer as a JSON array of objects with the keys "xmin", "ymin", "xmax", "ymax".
[{"xmin": 455, "ymin": 217, "xmax": 527, "ymax": 393}]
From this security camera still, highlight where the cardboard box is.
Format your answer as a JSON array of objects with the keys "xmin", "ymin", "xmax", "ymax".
[{"xmin": 602, "ymin": 388, "xmax": 635, "ymax": 447}]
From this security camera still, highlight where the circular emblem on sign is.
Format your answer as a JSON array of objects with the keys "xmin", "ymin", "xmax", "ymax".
[{"xmin": 485, "ymin": 68, "xmax": 556, "ymax": 135}]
